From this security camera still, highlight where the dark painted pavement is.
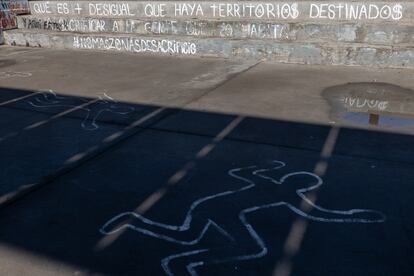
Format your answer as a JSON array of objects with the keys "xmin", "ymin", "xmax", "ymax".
[
  {"xmin": 0, "ymin": 89, "xmax": 413, "ymax": 276},
  {"xmin": 0, "ymin": 88, "xmax": 165, "ymax": 205}
]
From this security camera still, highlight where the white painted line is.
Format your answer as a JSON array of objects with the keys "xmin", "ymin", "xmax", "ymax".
[{"xmin": 0, "ymin": 91, "xmax": 41, "ymax": 107}]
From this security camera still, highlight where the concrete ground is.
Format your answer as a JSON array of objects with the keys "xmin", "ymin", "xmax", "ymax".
[{"xmin": 0, "ymin": 46, "xmax": 413, "ymax": 276}]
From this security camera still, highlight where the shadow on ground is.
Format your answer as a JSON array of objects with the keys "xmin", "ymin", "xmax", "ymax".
[{"xmin": 0, "ymin": 87, "xmax": 413, "ymax": 276}]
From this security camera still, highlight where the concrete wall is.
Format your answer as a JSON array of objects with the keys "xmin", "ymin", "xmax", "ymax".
[
  {"xmin": 1, "ymin": 0, "xmax": 29, "ymax": 29},
  {"xmin": 3, "ymin": 1, "xmax": 414, "ymax": 68}
]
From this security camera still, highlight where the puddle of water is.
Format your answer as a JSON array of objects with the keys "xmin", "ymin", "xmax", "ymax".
[
  {"xmin": 342, "ymin": 112, "xmax": 414, "ymax": 127},
  {"xmin": 323, "ymin": 82, "xmax": 414, "ymax": 132}
]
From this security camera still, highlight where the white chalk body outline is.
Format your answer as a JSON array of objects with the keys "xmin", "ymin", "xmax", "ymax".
[
  {"xmin": 27, "ymin": 91, "xmax": 134, "ymax": 130},
  {"xmin": 100, "ymin": 161, "xmax": 386, "ymax": 275}
]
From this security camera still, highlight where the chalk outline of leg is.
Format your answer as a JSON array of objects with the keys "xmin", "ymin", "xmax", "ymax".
[
  {"xmin": 27, "ymin": 91, "xmax": 134, "ymax": 130},
  {"xmin": 100, "ymin": 160, "xmax": 386, "ymax": 275}
]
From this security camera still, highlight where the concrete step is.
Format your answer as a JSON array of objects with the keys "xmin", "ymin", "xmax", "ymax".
[
  {"xmin": 4, "ymin": 29, "xmax": 414, "ymax": 68},
  {"xmin": 27, "ymin": 1, "xmax": 414, "ymax": 23},
  {"xmin": 16, "ymin": 14, "xmax": 414, "ymax": 46}
]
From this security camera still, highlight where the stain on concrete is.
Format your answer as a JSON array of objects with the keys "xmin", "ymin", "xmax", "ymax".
[
  {"xmin": 323, "ymin": 82, "xmax": 414, "ymax": 131},
  {"xmin": 0, "ymin": 59, "xmax": 16, "ymax": 68}
]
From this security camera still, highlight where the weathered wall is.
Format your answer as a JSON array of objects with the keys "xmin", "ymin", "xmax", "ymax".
[
  {"xmin": 0, "ymin": 0, "xmax": 29, "ymax": 44},
  {"xmin": 1, "ymin": 0, "xmax": 29, "ymax": 29},
  {"xmin": 3, "ymin": 1, "xmax": 414, "ymax": 68}
]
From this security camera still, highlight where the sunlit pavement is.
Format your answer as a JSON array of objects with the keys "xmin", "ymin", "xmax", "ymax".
[{"xmin": 0, "ymin": 46, "xmax": 413, "ymax": 276}]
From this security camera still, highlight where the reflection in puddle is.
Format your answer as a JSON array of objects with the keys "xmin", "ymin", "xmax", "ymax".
[
  {"xmin": 323, "ymin": 82, "xmax": 414, "ymax": 131},
  {"xmin": 342, "ymin": 112, "xmax": 414, "ymax": 128}
]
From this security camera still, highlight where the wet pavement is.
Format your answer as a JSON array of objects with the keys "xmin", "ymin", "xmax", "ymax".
[
  {"xmin": 0, "ymin": 46, "xmax": 413, "ymax": 276},
  {"xmin": 323, "ymin": 82, "xmax": 414, "ymax": 132}
]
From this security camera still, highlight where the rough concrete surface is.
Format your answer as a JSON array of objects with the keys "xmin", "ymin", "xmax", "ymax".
[
  {"xmin": 5, "ymin": 30, "xmax": 414, "ymax": 68},
  {"xmin": 0, "ymin": 46, "xmax": 413, "ymax": 276},
  {"xmin": 16, "ymin": 15, "xmax": 414, "ymax": 46}
]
